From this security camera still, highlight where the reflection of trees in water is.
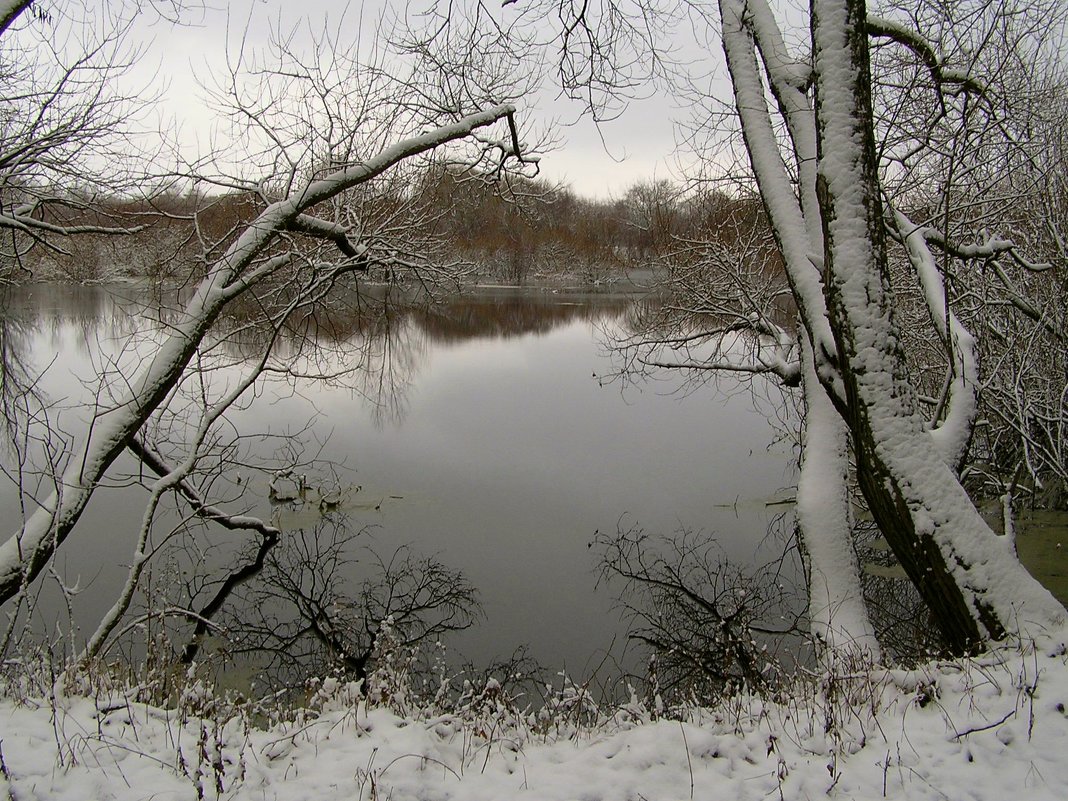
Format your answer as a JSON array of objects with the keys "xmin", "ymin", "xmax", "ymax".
[
  {"xmin": 179, "ymin": 286, "xmax": 633, "ymax": 427},
  {"xmin": 0, "ymin": 286, "xmax": 161, "ymax": 449},
  {"xmin": 416, "ymin": 293, "xmax": 631, "ymax": 343},
  {"xmin": 205, "ymin": 287, "xmax": 429, "ymax": 428},
  {"xmin": 6, "ymin": 284, "xmax": 146, "ymax": 356},
  {"xmin": 596, "ymin": 521, "xmax": 805, "ymax": 704},
  {"xmin": 0, "ymin": 283, "xmax": 634, "ymax": 673},
  {"xmin": 0, "ymin": 286, "xmax": 149, "ymax": 549},
  {"xmin": 0, "ymin": 295, "xmax": 42, "ymax": 444},
  {"xmin": 0, "ymin": 282, "xmax": 635, "ymax": 485},
  {"xmin": 173, "ymin": 515, "xmax": 480, "ymax": 694}
]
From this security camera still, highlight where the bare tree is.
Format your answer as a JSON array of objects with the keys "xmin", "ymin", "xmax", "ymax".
[
  {"xmin": 0, "ymin": 1, "xmax": 167, "ymax": 278},
  {"xmin": 0, "ymin": 3, "xmax": 536, "ymax": 662},
  {"xmin": 620, "ymin": 179, "xmax": 683, "ymax": 262},
  {"xmin": 482, "ymin": 0, "xmax": 1068, "ymax": 657}
]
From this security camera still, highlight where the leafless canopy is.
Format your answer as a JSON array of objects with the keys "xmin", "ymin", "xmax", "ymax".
[{"xmin": 0, "ymin": 0, "xmax": 537, "ymax": 669}]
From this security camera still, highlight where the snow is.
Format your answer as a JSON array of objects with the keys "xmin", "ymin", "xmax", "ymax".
[
  {"xmin": 796, "ymin": 336, "xmax": 880, "ymax": 661},
  {"xmin": 4, "ymin": 642, "xmax": 1068, "ymax": 800},
  {"xmin": 894, "ymin": 211, "xmax": 978, "ymax": 469}
]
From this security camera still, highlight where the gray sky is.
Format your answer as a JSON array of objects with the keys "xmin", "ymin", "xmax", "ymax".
[{"xmin": 135, "ymin": 0, "xmax": 708, "ymax": 198}]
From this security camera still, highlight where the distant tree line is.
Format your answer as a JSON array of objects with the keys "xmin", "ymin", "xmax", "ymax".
[{"xmin": 2, "ymin": 171, "xmax": 773, "ymax": 286}]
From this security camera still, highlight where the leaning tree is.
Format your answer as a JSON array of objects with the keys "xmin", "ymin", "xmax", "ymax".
[
  {"xmin": 0, "ymin": 1, "xmax": 537, "ymax": 660},
  {"xmin": 706, "ymin": 0, "xmax": 1067, "ymax": 655}
]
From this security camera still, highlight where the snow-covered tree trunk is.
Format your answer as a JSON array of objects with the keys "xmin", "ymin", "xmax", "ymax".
[
  {"xmin": 719, "ymin": 0, "xmax": 880, "ymax": 658},
  {"xmin": 797, "ymin": 335, "xmax": 880, "ymax": 662},
  {"xmin": 811, "ymin": 0, "xmax": 1064, "ymax": 650}
]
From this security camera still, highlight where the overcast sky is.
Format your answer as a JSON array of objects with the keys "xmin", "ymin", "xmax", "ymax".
[{"xmin": 130, "ymin": 0, "xmax": 717, "ymax": 199}]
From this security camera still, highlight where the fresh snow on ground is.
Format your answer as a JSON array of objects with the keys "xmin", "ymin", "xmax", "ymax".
[{"xmin": 4, "ymin": 641, "xmax": 1068, "ymax": 800}]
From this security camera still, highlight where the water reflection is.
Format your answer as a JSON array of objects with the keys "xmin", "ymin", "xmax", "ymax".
[
  {"xmin": 174, "ymin": 513, "xmax": 482, "ymax": 694},
  {"xmin": 415, "ymin": 290, "xmax": 630, "ymax": 343},
  {"xmin": 0, "ymin": 283, "xmax": 794, "ymax": 680}
]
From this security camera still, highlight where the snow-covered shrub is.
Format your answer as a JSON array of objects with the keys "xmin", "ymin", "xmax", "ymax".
[{"xmin": 364, "ymin": 616, "xmax": 417, "ymax": 716}]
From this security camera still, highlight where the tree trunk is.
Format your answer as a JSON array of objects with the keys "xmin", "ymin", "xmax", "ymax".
[
  {"xmin": 811, "ymin": 0, "xmax": 1065, "ymax": 652},
  {"xmin": 797, "ymin": 335, "xmax": 880, "ymax": 661}
]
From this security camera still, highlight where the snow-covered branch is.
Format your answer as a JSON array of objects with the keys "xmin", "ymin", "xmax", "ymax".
[
  {"xmin": 285, "ymin": 214, "xmax": 365, "ymax": 261},
  {"xmin": 0, "ymin": 210, "xmax": 146, "ymax": 245},
  {"xmin": 893, "ymin": 210, "xmax": 979, "ymax": 471},
  {"xmin": 0, "ymin": 103, "xmax": 522, "ymax": 606},
  {"xmin": 867, "ymin": 16, "xmax": 987, "ymax": 99},
  {"xmin": 639, "ymin": 355, "xmax": 797, "ymax": 383},
  {"xmin": 910, "ymin": 227, "xmax": 1061, "ymax": 335},
  {"xmin": 719, "ymin": 0, "xmax": 839, "ymax": 380}
]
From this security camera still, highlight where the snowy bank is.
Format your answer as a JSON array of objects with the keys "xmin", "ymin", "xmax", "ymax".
[{"xmin": 3, "ymin": 644, "xmax": 1068, "ymax": 800}]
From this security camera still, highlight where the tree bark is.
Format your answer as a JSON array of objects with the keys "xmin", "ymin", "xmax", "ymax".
[{"xmin": 811, "ymin": 0, "xmax": 1064, "ymax": 652}]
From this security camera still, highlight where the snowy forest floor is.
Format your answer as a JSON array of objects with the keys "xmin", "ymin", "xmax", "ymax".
[{"xmin": 3, "ymin": 639, "xmax": 1068, "ymax": 800}]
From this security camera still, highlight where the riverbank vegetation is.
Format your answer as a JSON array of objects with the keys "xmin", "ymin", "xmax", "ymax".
[
  {"xmin": 3, "ymin": 630, "xmax": 1068, "ymax": 800},
  {"xmin": 0, "ymin": 173, "xmax": 680, "ymax": 285}
]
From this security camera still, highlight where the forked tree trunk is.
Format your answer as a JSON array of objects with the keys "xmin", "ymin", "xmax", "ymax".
[{"xmin": 811, "ymin": 0, "xmax": 1065, "ymax": 652}]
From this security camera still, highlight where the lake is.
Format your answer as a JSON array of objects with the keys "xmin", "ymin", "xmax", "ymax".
[{"xmin": 0, "ymin": 282, "xmax": 798, "ymax": 682}]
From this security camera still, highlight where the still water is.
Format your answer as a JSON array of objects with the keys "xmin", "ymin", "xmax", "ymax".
[{"xmin": 0, "ymin": 283, "xmax": 796, "ymax": 676}]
